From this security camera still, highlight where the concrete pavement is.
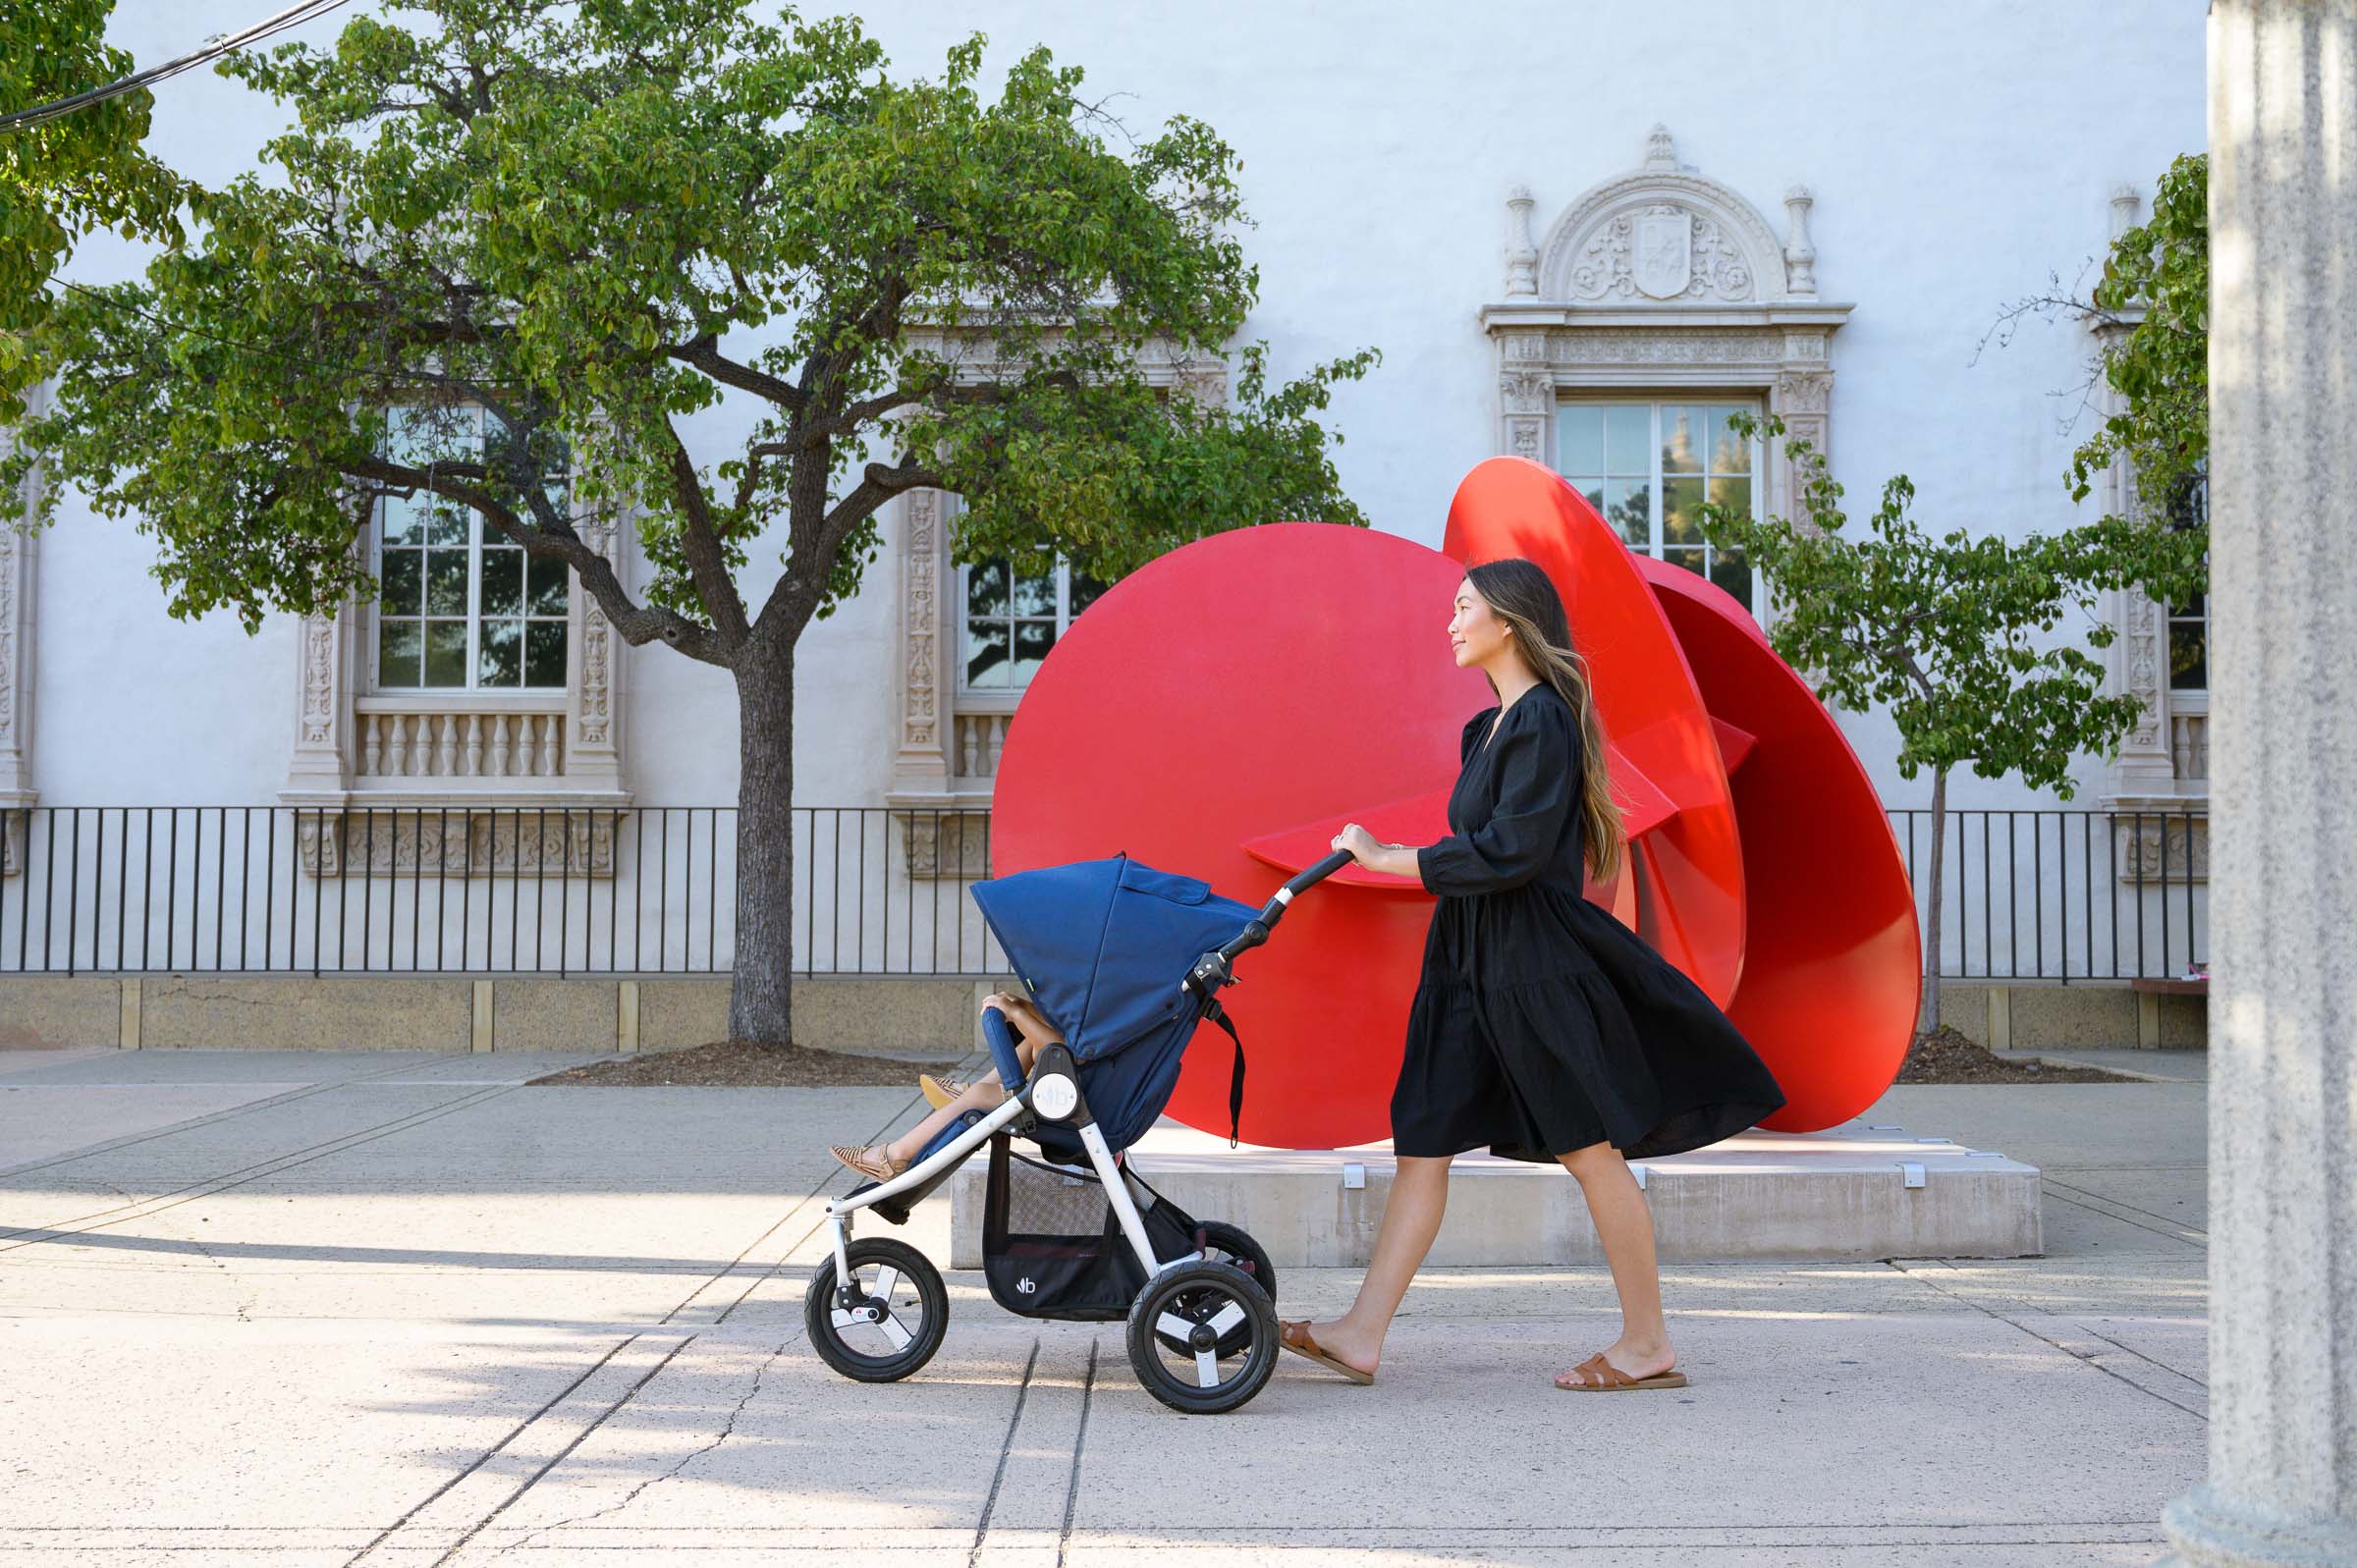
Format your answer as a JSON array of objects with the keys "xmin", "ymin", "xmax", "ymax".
[{"xmin": 0, "ymin": 1049, "xmax": 2208, "ymax": 1566}]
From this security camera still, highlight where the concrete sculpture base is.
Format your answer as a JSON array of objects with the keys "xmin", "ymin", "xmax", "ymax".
[{"xmin": 952, "ymin": 1116, "xmax": 2040, "ymax": 1268}]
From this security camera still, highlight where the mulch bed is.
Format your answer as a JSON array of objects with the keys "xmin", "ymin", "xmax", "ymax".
[
  {"xmin": 1895, "ymin": 1025, "xmax": 2137, "ymax": 1084},
  {"xmin": 528, "ymin": 1039, "xmax": 958, "ymax": 1088}
]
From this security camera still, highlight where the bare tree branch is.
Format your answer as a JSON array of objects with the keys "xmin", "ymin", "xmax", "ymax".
[
  {"xmin": 339, "ymin": 454, "xmax": 731, "ymax": 665},
  {"xmin": 751, "ymin": 452, "xmax": 940, "ymax": 637},
  {"xmin": 657, "ymin": 419, "xmax": 753, "ymax": 648},
  {"xmin": 667, "ymin": 333, "xmax": 806, "ymax": 410}
]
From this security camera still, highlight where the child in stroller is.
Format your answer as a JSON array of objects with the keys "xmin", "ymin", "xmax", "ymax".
[{"xmin": 826, "ymin": 990, "xmax": 1059, "ymax": 1183}]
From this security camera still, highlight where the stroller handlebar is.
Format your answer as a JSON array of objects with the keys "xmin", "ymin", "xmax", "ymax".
[
  {"xmin": 1284, "ymin": 847, "xmax": 1358, "ymax": 897},
  {"xmin": 1186, "ymin": 848, "xmax": 1359, "ymax": 1000}
]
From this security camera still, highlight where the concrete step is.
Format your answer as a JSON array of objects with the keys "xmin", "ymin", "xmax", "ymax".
[{"xmin": 949, "ymin": 1116, "xmax": 2041, "ymax": 1268}]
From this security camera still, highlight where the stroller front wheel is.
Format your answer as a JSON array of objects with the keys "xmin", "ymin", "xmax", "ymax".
[
  {"xmin": 804, "ymin": 1237, "xmax": 948, "ymax": 1382},
  {"xmin": 1125, "ymin": 1259, "xmax": 1279, "ymax": 1415}
]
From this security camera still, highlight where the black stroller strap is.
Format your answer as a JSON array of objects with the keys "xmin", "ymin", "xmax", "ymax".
[{"xmin": 1204, "ymin": 999, "xmax": 1245, "ymax": 1148}]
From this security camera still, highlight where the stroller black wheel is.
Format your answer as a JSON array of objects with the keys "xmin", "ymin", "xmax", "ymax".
[
  {"xmin": 1125, "ymin": 1259, "xmax": 1278, "ymax": 1415},
  {"xmin": 804, "ymin": 1237, "xmax": 947, "ymax": 1383},
  {"xmin": 1159, "ymin": 1222, "xmax": 1277, "ymax": 1359}
]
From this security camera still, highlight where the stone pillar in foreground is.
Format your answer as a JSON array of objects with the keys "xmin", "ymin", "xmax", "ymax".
[{"xmin": 2162, "ymin": 2, "xmax": 2357, "ymax": 1564}]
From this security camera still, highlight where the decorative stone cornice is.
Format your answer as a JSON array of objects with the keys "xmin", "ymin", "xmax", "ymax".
[
  {"xmin": 1479, "ymin": 127, "xmax": 1852, "ymax": 518},
  {"xmin": 1521, "ymin": 125, "xmax": 1836, "ymax": 308}
]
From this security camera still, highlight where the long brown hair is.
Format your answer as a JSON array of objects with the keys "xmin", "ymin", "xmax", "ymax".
[{"xmin": 1462, "ymin": 558, "xmax": 1624, "ymax": 884}]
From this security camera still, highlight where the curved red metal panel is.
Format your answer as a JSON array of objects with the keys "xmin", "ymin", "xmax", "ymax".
[{"xmin": 1638, "ymin": 558, "xmax": 1922, "ymax": 1130}]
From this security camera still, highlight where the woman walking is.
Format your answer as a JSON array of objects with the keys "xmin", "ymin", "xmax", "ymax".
[{"xmin": 1280, "ymin": 558, "xmax": 1784, "ymax": 1391}]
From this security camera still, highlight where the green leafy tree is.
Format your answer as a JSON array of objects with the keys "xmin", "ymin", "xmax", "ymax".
[
  {"xmin": 2, "ymin": 0, "xmax": 1377, "ymax": 1047},
  {"xmin": 1983, "ymin": 152, "xmax": 2211, "ymax": 676},
  {"xmin": 2066, "ymin": 153, "xmax": 2209, "ymax": 528},
  {"xmin": 0, "ymin": 0, "xmax": 187, "ymax": 419},
  {"xmin": 1697, "ymin": 416, "xmax": 2203, "ymax": 1033}
]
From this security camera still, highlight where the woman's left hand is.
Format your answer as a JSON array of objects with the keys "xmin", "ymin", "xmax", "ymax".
[{"xmin": 1330, "ymin": 823, "xmax": 1381, "ymax": 865}]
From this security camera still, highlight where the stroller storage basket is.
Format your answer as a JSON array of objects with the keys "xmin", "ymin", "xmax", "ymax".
[{"xmin": 982, "ymin": 1135, "xmax": 1195, "ymax": 1322}]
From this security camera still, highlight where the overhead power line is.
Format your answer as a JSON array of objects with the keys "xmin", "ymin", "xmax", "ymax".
[{"xmin": 0, "ymin": 0, "xmax": 355, "ymax": 133}]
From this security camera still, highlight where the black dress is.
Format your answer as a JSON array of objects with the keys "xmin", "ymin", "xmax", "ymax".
[{"xmin": 1393, "ymin": 683, "xmax": 1786, "ymax": 1162}]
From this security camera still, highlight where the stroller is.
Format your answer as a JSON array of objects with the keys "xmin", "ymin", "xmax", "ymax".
[{"xmin": 804, "ymin": 847, "xmax": 1352, "ymax": 1414}]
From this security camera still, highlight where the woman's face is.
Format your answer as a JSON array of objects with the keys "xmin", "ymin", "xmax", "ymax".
[{"xmin": 1448, "ymin": 578, "xmax": 1513, "ymax": 672}]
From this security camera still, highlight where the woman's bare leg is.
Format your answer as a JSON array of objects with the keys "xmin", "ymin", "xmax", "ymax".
[
  {"xmin": 1557, "ymin": 1141, "xmax": 1673, "ymax": 1380},
  {"xmin": 1292, "ymin": 1155, "xmax": 1454, "ymax": 1376}
]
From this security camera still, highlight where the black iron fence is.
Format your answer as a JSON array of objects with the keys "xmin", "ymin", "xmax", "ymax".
[
  {"xmin": 0, "ymin": 805, "xmax": 1004, "ymax": 978},
  {"xmin": 1886, "ymin": 808, "xmax": 2207, "ymax": 982},
  {"xmin": 0, "ymin": 804, "xmax": 2206, "ymax": 983}
]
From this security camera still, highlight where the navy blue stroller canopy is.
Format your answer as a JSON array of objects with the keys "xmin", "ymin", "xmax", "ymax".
[{"xmin": 970, "ymin": 855, "xmax": 1262, "ymax": 1150}]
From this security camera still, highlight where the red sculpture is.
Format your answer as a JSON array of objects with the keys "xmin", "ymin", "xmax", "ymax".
[{"xmin": 990, "ymin": 458, "xmax": 1920, "ymax": 1147}]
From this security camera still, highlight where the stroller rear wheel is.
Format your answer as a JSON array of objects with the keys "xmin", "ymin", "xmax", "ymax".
[
  {"xmin": 1125, "ymin": 1259, "xmax": 1278, "ymax": 1415},
  {"xmin": 805, "ymin": 1237, "xmax": 948, "ymax": 1382}
]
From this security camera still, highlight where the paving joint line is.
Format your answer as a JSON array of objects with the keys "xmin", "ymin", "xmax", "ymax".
[
  {"xmin": 2073, "ymin": 1322, "xmax": 2211, "ymax": 1392},
  {"xmin": 339, "ymin": 1333, "xmax": 645, "ymax": 1568},
  {"xmin": 0, "ymin": 1083, "xmax": 523, "ymax": 1253},
  {"xmin": 2043, "ymin": 1176, "xmax": 2209, "ymax": 1239},
  {"xmin": 1883, "ymin": 1260, "xmax": 2208, "ymax": 1422},
  {"xmin": 0, "ymin": 1054, "xmax": 445, "ymax": 1183},
  {"xmin": 425, "ymin": 1331, "xmax": 702, "ymax": 1568},
  {"xmin": 699, "ymin": 1087, "xmax": 933, "ymax": 1326},
  {"xmin": 2040, "ymin": 1186, "xmax": 2209, "ymax": 1247},
  {"xmin": 1054, "ymin": 1337, "xmax": 1100, "ymax": 1568},
  {"xmin": 491, "ymin": 1332, "xmax": 797, "ymax": 1564},
  {"xmin": 967, "ymin": 1338, "xmax": 1043, "ymax": 1568},
  {"xmin": 366, "ymin": 1084, "xmax": 936, "ymax": 1558}
]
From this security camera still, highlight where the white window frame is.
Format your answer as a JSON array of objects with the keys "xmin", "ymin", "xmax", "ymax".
[
  {"xmin": 1554, "ymin": 394, "xmax": 1768, "ymax": 618},
  {"xmin": 954, "ymin": 548, "xmax": 1105, "ymax": 702},
  {"xmin": 366, "ymin": 406, "xmax": 572, "ymax": 698}
]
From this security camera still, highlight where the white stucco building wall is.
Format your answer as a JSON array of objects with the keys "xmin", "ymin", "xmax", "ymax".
[{"xmin": 1, "ymin": 1, "xmax": 2211, "ymax": 978}]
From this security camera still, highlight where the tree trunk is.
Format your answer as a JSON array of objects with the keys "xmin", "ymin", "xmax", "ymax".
[
  {"xmin": 730, "ymin": 639, "xmax": 797, "ymax": 1047},
  {"xmin": 1918, "ymin": 765, "xmax": 1948, "ymax": 1035}
]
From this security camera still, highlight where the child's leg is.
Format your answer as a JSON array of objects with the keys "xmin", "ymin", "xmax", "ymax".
[{"xmin": 883, "ymin": 1071, "xmax": 1024, "ymax": 1163}]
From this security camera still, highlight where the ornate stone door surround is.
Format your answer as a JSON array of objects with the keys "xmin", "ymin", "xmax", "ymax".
[
  {"xmin": 0, "ymin": 382, "xmax": 39, "ymax": 878},
  {"xmin": 1481, "ymin": 126, "xmax": 1852, "ymax": 524},
  {"xmin": 277, "ymin": 502, "xmax": 632, "ymax": 877},
  {"xmin": 886, "ymin": 332, "xmax": 1227, "ymax": 878},
  {"xmin": 2088, "ymin": 183, "xmax": 2206, "ymax": 883}
]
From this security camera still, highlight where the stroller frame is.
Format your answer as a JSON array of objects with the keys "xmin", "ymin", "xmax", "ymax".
[
  {"xmin": 821, "ymin": 1040, "xmax": 1182, "ymax": 1295},
  {"xmin": 805, "ymin": 847, "xmax": 1355, "ymax": 1413}
]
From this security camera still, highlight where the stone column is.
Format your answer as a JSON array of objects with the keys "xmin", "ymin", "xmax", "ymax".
[{"xmin": 2161, "ymin": 3, "xmax": 2357, "ymax": 1564}]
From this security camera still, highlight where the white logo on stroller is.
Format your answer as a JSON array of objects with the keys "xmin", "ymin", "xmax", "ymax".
[{"xmin": 1016, "ymin": 1276, "xmax": 1038, "ymax": 1294}]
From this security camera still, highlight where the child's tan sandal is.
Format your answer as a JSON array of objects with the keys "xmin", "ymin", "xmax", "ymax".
[
  {"xmin": 828, "ymin": 1144, "xmax": 908, "ymax": 1183},
  {"xmin": 918, "ymin": 1074, "xmax": 970, "ymax": 1110}
]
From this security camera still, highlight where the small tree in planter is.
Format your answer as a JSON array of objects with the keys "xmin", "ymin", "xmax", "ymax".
[{"xmin": 1697, "ymin": 416, "xmax": 2204, "ymax": 1033}]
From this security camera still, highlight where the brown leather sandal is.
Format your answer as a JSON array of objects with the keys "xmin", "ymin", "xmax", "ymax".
[
  {"xmin": 1555, "ymin": 1351, "xmax": 1687, "ymax": 1391},
  {"xmin": 1276, "ymin": 1320, "xmax": 1375, "ymax": 1385},
  {"xmin": 829, "ymin": 1144, "xmax": 909, "ymax": 1183}
]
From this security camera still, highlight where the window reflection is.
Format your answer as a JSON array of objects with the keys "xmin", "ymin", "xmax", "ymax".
[
  {"xmin": 375, "ymin": 403, "xmax": 572, "ymax": 692},
  {"xmin": 962, "ymin": 553, "xmax": 1119, "ymax": 691},
  {"xmin": 1559, "ymin": 400, "xmax": 1761, "ymax": 615}
]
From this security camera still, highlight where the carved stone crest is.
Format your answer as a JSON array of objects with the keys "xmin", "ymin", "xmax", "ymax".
[{"xmin": 1633, "ymin": 208, "xmax": 1693, "ymax": 299}]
